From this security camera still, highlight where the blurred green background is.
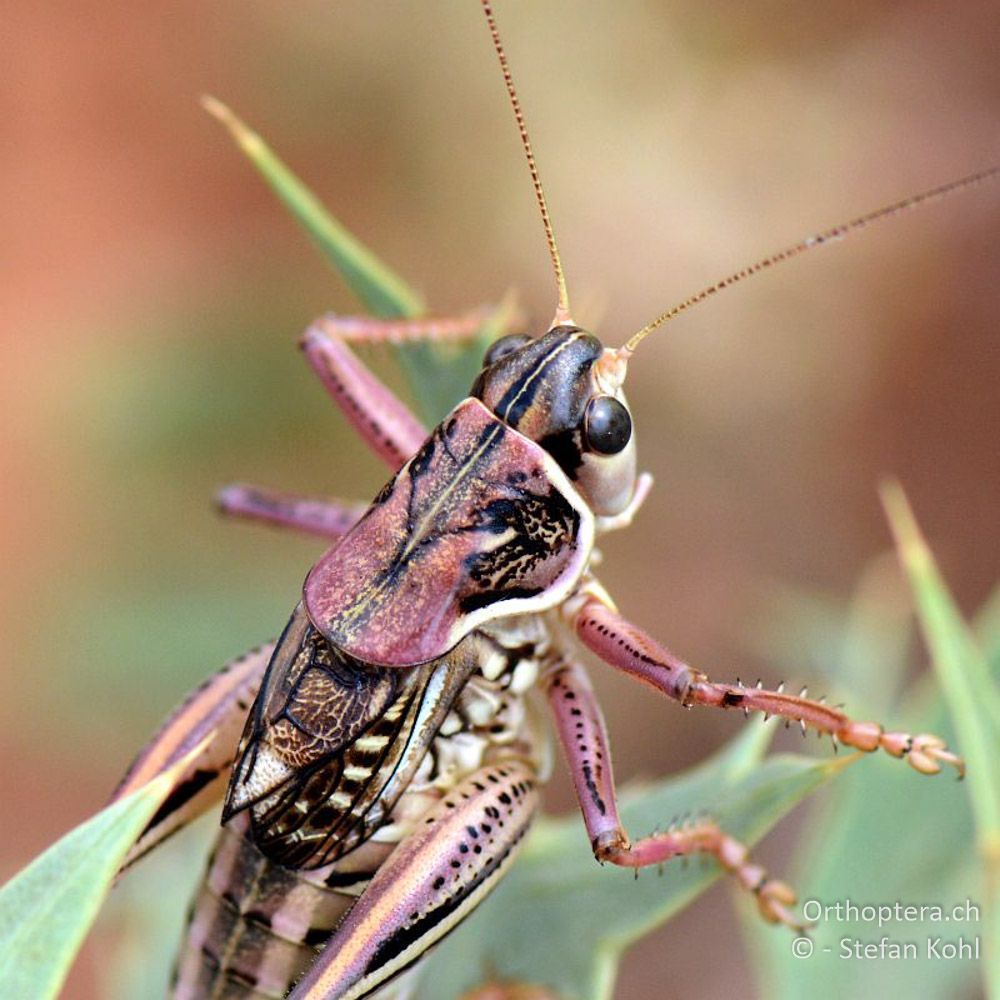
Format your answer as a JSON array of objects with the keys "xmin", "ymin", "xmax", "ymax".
[{"xmin": 3, "ymin": 2, "xmax": 997, "ymax": 997}]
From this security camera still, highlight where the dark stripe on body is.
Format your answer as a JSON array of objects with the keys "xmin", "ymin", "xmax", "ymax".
[
  {"xmin": 496, "ymin": 334, "xmax": 581, "ymax": 427},
  {"xmin": 338, "ymin": 419, "xmax": 506, "ymax": 630},
  {"xmin": 142, "ymin": 767, "xmax": 220, "ymax": 836},
  {"xmin": 364, "ymin": 823, "xmax": 529, "ymax": 976}
]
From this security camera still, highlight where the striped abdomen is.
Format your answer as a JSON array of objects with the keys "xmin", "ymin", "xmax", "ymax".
[{"xmin": 173, "ymin": 809, "xmax": 416, "ymax": 999}]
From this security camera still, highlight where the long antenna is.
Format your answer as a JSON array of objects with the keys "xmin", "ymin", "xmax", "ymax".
[
  {"xmin": 621, "ymin": 165, "xmax": 1000, "ymax": 357},
  {"xmin": 481, "ymin": 0, "xmax": 572, "ymax": 326}
]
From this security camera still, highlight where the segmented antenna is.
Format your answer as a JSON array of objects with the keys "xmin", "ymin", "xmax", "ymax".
[
  {"xmin": 621, "ymin": 164, "xmax": 1000, "ymax": 357},
  {"xmin": 481, "ymin": 0, "xmax": 572, "ymax": 325}
]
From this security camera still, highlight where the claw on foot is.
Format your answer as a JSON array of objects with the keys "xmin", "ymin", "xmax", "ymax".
[
  {"xmin": 838, "ymin": 724, "xmax": 965, "ymax": 778},
  {"xmin": 754, "ymin": 878, "xmax": 805, "ymax": 931},
  {"xmin": 721, "ymin": 838, "xmax": 805, "ymax": 933},
  {"xmin": 596, "ymin": 821, "xmax": 806, "ymax": 929}
]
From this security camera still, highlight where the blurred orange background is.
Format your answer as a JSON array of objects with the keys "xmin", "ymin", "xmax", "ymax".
[{"xmin": 3, "ymin": 2, "xmax": 997, "ymax": 998}]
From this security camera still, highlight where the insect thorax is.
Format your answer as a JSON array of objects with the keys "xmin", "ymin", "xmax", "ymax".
[{"xmin": 399, "ymin": 614, "xmax": 552, "ymax": 816}]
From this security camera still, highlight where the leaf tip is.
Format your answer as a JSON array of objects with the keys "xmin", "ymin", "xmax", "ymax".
[
  {"xmin": 200, "ymin": 95, "xmax": 261, "ymax": 154},
  {"xmin": 822, "ymin": 748, "xmax": 863, "ymax": 776},
  {"xmin": 200, "ymin": 93, "xmax": 233, "ymax": 124},
  {"xmin": 878, "ymin": 478, "xmax": 932, "ymax": 572},
  {"xmin": 877, "ymin": 476, "xmax": 909, "ymax": 532}
]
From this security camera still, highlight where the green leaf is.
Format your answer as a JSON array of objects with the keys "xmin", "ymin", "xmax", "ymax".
[
  {"xmin": 881, "ymin": 480, "xmax": 1000, "ymax": 997},
  {"xmin": 99, "ymin": 816, "xmax": 218, "ymax": 1000},
  {"xmin": 747, "ymin": 676, "xmax": 980, "ymax": 1000},
  {"xmin": 202, "ymin": 96, "xmax": 422, "ymax": 321},
  {"xmin": 0, "ymin": 743, "xmax": 208, "ymax": 1000},
  {"xmin": 746, "ymin": 553, "xmax": 995, "ymax": 1000},
  {"xmin": 201, "ymin": 97, "xmax": 502, "ymax": 424},
  {"xmin": 975, "ymin": 585, "xmax": 1000, "ymax": 673},
  {"xmin": 881, "ymin": 482, "xmax": 1000, "ymax": 819},
  {"xmin": 415, "ymin": 724, "xmax": 851, "ymax": 1000}
]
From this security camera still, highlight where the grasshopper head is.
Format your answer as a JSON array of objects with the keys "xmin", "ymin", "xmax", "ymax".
[{"xmin": 472, "ymin": 325, "xmax": 637, "ymax": 516}]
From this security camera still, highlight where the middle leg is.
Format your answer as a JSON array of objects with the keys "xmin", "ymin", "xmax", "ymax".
[
  {"xmin": 541, "ymin": 653, "xmax": 801, "ymax": 928},
  {"xmin": 219, "ymin": 309, "xmax": 496, "ymax": 539},
  {"xmin": 215, "ymin": 484, "xmax": 369, "ymax": 540}
]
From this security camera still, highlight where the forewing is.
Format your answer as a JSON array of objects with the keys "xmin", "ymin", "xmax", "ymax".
[
  {"xmin": 304, "ymin": 398, "xmax": 594, "ymax": 666},
  {"xmin": 223, "ymin": 603, "xmax": 451, "ymax": 869}
]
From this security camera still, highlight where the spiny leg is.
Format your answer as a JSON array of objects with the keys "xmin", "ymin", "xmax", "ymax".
[
  {"xmin": 289, "ymin": 760, "xmax": 538, "ymax": 1000},
  {"xmin": 541, "ymin": 654, "xmax": 801, "ymax": 929},
  {"xmin": 460, "ymin": 985, "xmax": 561, "ymax": 1000},
  {"xmin": 312, "ymin": 310, "xmax": 491, "ymax": 347},
  {"xmin": 112, "ymin": 643, "xmax": 272, "ymax": 870},
  {"xmin": 302, "ymin": 310, "xmax": 488, "ymax": 472},
  {"xmin": 216, "ymin": 310, "xmax": 490, "ymax": 536},
  {"xmin": 216, "ymin": 484, "xmax": 369, "ymax": 540},
  {"xmin": 571, "ymin": 592, "xmax": 963, "ymax": 776}
]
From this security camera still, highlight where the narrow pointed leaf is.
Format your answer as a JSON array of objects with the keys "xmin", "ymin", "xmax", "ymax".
[
  {"xmin": 747, "ymin": 553, "xmax": 995, "ymax": 1000},
  {"xmin": 881, "ymin": 480, "xmax": 1000, "ymax": 996},
  {"xmin": 0, "ymin": 741, "xmax": 209, "ymax": 1000},
  {"xmin": 748, "ymin": 677, "xmax": 980, "ymax": 1000},
  {"xmin": 202, "ymin": 96, "xmax": 423, "ymax": 320},
  {"xmin": 201, "ymin": 97, "xmax": 501, "ymax": 423},
  {"xmin": 880, "ymin": 482, "xmax": 1000, "ymax": 836}
]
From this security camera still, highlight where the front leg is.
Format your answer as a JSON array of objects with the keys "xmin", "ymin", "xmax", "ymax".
[
  {"xmin": 290, "ymin": 760, "xmax": 538, "ymax": 1000},
  {"xmin": 571, "ymin": 592, "xmax": 963, "ymax": 776},
  {"xmin": 541, "ymin": 655, "xmax": 800, "ymax": 929},
  {"xmin": 302, "ymin": 311, "xmax": 488, "ymax": 471},
  {"xmin": 216, "ymin": 310, "xmax": 492, "ymax": 536}
]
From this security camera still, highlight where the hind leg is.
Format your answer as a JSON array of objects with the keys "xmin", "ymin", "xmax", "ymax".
[
  {"xmin": 290, "ymin": 761, "xmax": 539, "ymax": 1000},
  {"xmin": 113, "ymin": 644, "xmax": 273, "ymax": 869}
]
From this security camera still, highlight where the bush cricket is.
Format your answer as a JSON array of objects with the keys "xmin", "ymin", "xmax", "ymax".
[{"xmin": 113, "ymin": 3, "xmax": 995, "ymax": 998}]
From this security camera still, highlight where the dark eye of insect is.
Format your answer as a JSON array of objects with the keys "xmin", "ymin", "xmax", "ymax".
[
  {"xmin": 483, "ymin": 333, "xmax": 532, "ymax": 367},
  {"xmin": 583, "ymin": 396, "xmax": 632, "ymax": 455}
]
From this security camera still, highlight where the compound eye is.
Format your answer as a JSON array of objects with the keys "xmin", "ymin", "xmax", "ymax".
[
  {"xmin": 583, "ymin": 396, "xmax": 632, "ymax": 455},
  {"xmin": 483, "ymin": 333, "xmax": 532, "ymax": 367}
]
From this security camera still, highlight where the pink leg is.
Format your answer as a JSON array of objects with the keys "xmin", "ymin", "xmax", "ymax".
[
  {"xmin": 289, "ymin": 760, "xmax": 538, "ymax": 1000},
  {"xmin": 216, "ymin": 483, "xmax": 368, "ymax": 540},
  {"xmin": 311, "ymin": 310, "xmax": 489, "ymax": 347},
  {"xmin": 542, "ymin": 655, "xmax": 801, "ymax": 929},
  {"xmin": 462, "ymin": 986, "xmax": 560, "ymax": 1000},
  {"xmin": 301, "ymin": 311, "xmax": 486, "ymax": 471},
  {"xmin": 573, "ymin": 595, "xmax": 964, "ymax": 776}
]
